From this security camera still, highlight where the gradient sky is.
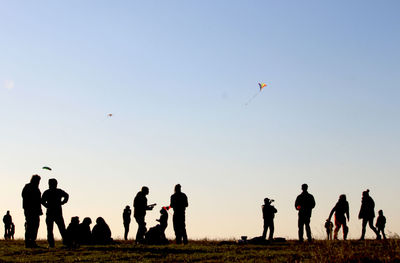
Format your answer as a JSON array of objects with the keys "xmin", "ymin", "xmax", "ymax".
[{"xmin": 0, "ymin": 1, "xmax": 399, "ymax": 240}]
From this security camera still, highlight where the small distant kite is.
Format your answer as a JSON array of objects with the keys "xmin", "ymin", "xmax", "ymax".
[
  {"xmin": 244, "ymin": 82, "xmax": 268, "ymax": 106},
  {"xmin": 42, "ymin": 166, "xmax": 52, "ymax": 171},
  {"xmin": 107, "ymin": 113, "xmax": 113, "ymax": 117},
  {"xmin": 258, "ymin": 82, "xmax": 267, "ymax": 91}
]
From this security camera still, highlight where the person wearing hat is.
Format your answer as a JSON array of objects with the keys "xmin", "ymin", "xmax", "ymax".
[{"xmin": 262, "ymin": 198, "xmax": 277, "ymax": 240}]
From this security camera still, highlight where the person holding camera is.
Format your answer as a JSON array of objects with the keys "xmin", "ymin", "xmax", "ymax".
[{"xmin": 262, "ymin": 198, "xmax": 277, "ymax": 240}]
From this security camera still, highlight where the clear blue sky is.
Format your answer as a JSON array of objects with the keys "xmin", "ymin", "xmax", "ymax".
[{"xmin": 0, "ymin": 1, "xmax": 399, "ymax": 240}]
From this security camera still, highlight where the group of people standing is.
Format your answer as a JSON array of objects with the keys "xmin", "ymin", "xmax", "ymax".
[
  {"xmin": 3, "ymin": 175, "xmax": 389, "ymax": 248},
  {"xmin": 19, "ymin": 174, "xmax": 188, "ymax": 248},
  {"xmin": 262, "ymin": 184, "xmax": 387, "ymax": 242},
  {"xmin": 123, "ymin": 184, "xmax": 189, "ymax": 245}
]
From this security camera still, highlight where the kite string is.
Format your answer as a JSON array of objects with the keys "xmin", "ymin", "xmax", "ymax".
[{"xmin": 244, "ymin": 91, "xmax": 260, "ymax": 106}]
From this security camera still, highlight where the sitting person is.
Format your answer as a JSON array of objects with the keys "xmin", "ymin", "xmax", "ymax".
[
  {"xmin": 145, "ymin": 206, "xmax": 169, "ymax": 245},
  {"xmin": 92, "ymin": 217, "xmax": 113, "ymax": 244},
  {"xmin": 65, "ymin": 216, "xmax": 80, "ymax": 248},
  {"xmin": 78, "ymin": 217, "xmax": 92, "ymax": 245}
]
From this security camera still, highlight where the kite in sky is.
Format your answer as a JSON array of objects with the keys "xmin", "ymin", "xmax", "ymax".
[
  {"xmin": 107, "ymin": 113, "xmax": 113, "ymax": 117},
  {"xmin": 258, "ymin": 82, "xmax": 267, "ymax": 91},
  {"xmin": 245, "ymin": 82, "xmax": 268, "ymax": 106},
  {"xmin": 42, "ymin": 166, "xmax": 52, "ymax": 171}
]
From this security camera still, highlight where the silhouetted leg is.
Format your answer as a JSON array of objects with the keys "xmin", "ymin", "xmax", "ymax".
[
  {"xmin": 343, "ymin": 221, "xmax": 348, "ymax": 240},
  {"xmin": 54, "ymin": 215, "xmax": 66, "ymax": 244},
  {"xmin": 368, "ymin": 218, "xmax": 380, "ymax": 239},
  {"xmin": 135, "ymin": 216, "xmax": 146, "ymax": 243},
  {"xmin": 269, "ymin": 221, "xmax": 274, "ymax": 240},
  {"xmin": 360, "ymin": 218, "xmax": 367, "ymax": 240},
  {"xmin": 298, "ymin": 217, "xmax": 304, "ymax": 241},
  {"xmin": 381, "ymin": 229, "xmax": 386, "ymax": 240},
  {"xmin": 124, "ymin": 223, "xmax": 129, "ymax": 240},
  {"xmin": 46, "ymin": 216, "xmax": 55, "ymax": 247},
  {"xmin": 173, "ymin": 213, "xmax": 182, "ymax": 244},
  {"xmin": 262, "ymin": 221, "xmax": 267, "ymax": 240},
  {"xmin": 334, "ymin": 224, "xmax": 341, "ymax": 240},
  {"xmin": 25, "ymin": 214, "xmax": 40, "ymax": 247},
  {"xmin": 181, "ymin": 214, "xmax": 188, "ymax": 245},
  {"xmin": 305, "ymin": 221, "xmax": 312, "ymax": 242}
]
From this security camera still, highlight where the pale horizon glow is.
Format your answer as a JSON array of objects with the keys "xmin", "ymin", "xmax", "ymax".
[{"xmin": 0, "ymin": 1, "xmax": 399, "ymax": 241}]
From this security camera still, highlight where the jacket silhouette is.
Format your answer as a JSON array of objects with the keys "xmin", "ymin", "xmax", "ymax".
[
  {"xmin": 295, "ymin": 184, "xmax": 315, "ymax": 242},
  {"xmin": 22, "ymin": 175, "xmax": 42, "ymax": 248}
]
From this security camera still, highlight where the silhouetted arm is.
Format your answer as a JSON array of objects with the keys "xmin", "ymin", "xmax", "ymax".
[
  {"xmin": 41, "ymin": 192, "xmax": 48, "ymax": 208},
  {"xmin": 61, "ymin": 190, "xmax": 69, "ymax": 205},
  {"xmin": 327, "ymin": 205, "xmax": 335, "ymax": 221}
]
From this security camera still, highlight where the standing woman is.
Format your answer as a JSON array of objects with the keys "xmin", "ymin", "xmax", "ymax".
[
  {"xmin": 358, "ymin": 189, "xmax": 380, "ymax": 240},
  {"xmin": 327, "ymin": 194, "xmax": 349, "ymax": 240}
]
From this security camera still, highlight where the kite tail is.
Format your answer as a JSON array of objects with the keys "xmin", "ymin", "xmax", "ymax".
[{"xmin": 244, "ymin": 92, "xmax": 260, "ymax": 106}]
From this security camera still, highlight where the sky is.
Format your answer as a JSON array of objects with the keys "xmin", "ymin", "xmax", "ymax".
[{"xmin": 0, "ymin": 0, "xmax": 399, "ymax": 240}]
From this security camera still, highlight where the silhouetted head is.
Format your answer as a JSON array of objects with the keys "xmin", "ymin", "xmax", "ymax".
[
  {"xmin": 96, "ymin": 217, "xmax": 106, "ymax": 225},
  {"xmin": 6, "ymin": 211, "xmax": 10, "ymax": 215},
  {"xmin": 362, "ymin": 189, "xmax": 370, "ymax": 197},
  {"xmin": 71, "ymin": 216, "xmax": 80, "ymax": 225},
  {"xmin": 30, "ymin": 174, "xmax": 41, "ymax": 187},
  {"xmin": 339, "ymin": 194, "xmax": 346, "ymax": 202},
  {"xmin": 301, "ymin": 184, "xmax": 308, "ymax": 192},
  {"xmin": 378, "ymin": 210, "xmax": 383, "ymax": 216},
  {"xmin": 82, "ymin": 217, "xmax": 92, "ymax": 225},
  {"xmin": 175, "ymin": 184, "xmax": 181, "ymax": 193},
  {"xmin": 48, "ymin": 178, "xmax": 58, "ymax": 189},
  {"xmin": 264, "ymin": 198, "xmax": 270, "ymax": 204},
  {"xmin": 141, "ymin": 186, "xmax": 149, "ymax": 195},
  {"xmin": 125, "ymin": 205, "xmax": 130, "ymax": 210}
]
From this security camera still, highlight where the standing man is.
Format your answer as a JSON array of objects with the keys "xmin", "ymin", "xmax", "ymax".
[
  {"xmin": 41, "ymin": 178, "xmax": 69, "ymax": 248},
  {"xmin": 22, "ymin": 175, "xmax": 43, "ymax": 248},
  {"xmin": 261, "ymin": 198, "xmax": 277, "ymax": 240},
  {"xmin": 358, "ymin": 189, "xmax": 380, "ymax": 240},
  {"xmin": 123, "ymin": 205, "xmax": 132, "ymax": 241},
  {"xmin": 133, "ymin": 186, "xmax": 155, "ymax": 244},
  {"xmin": 327, "ymin": 194, "xmax": 350, "ymax": 240},
  {"xmin": 3, "ymin": 211, "xmax": 12, "ymax": 239},
  {"xmin": 295, "ymin": 183, "xmax": 316, "ymax": 242},
  {"xmin": 170, "ymin": 184, "xmax": 188, "ymax": 244}
]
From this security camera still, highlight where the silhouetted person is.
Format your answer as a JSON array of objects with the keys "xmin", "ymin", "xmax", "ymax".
[
  {"xmin": 92, "ymin": 217, "xmax": 113, "ymax": 244},
  {"xmin": 65, "ymin": 216, "xmax": 80, "ymax": 248},
  {"xmin": 145, "ymin": 206, "xmax": 169, "ymax": 245},
  {"xmin": 327, "ymin": 194, "xmax": 349, "ymax": 240},
  {"xmin": 3, "ymin": 211, "xmax": 12, "ymax": 240},
  {"xmin": 358, "ymin": 189, "xmax": 380, "ymax": 240},
  {"xmin": 170, "ymin": 184, "xmax": 188, "ymax": 244},
  {"xmin": 133, "ymin": 186, "xmax": 155, "ymax": 244},
  {"xmin": 261, "ymin": 198, "xmax": 277, "ymax": 240},
  {"xmin": 41, "ymin": 178, "xmax": 69, "ymax": 247},
  {"xmin": 123, "ymin": 205, "xmax": 131, "ymax": 241},
  {"xmin": 22, "ymin": 175, "xmax": 43, "ymax": 248},
  {"xmin": 324, "ymin": 220, "xmax": 333, "ymax": 240},
  {"xmin": 295, "ymin": 183, "xmax": 316, "ymax": 242},
  {"xmin": 10, "ymin": 223, "xmax": 15, "ymax": 240},
  {"xmin": 376, "ymin": 210, "xmax": 386, "ymax": 240},
  {"xmin": 157, "ymin": 206, "xmax": 169, "ymax": 233},
  {"xmin": 78, "ymin": 217, "xmax": 92, "ymax": 245}
]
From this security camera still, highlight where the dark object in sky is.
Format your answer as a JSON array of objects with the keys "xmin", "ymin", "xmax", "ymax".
[{"xmin": 42, "ymin": 167, "xmax": 52, "ymax": 171}]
